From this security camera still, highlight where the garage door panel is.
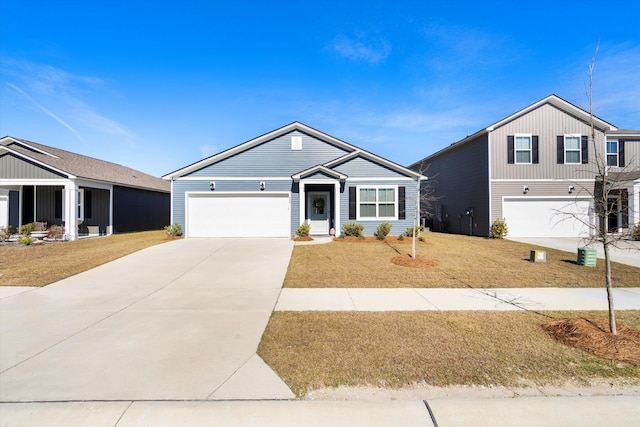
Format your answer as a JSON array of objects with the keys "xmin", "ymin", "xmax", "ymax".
[
  {"xmin": 187, "ymin": 193, "xmax": 290, "ymax": 238},
  {"xmin": 503, "ymin": 198, "xmax": 591, "ymax": 238}
]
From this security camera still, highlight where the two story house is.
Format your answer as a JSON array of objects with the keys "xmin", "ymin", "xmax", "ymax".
[{"xmin": 409, "ymin": 95, "xmax": 639, "ymax": 238}]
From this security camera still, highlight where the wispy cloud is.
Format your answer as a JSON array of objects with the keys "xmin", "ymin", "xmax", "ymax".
[
  {"xmin": 199, "ymin": 144, "xmax": 219, "ymax": 158},
  {"xmin": 2, "ymin": 58, "xmax": 130, "ymax": 139},
  {"xmin": 331, "ymin": 33, "xmax": 391, "ymax": 63},
  {"xmin": 7, "ymin": 82, "xmax": 83, "ymax": 140}
]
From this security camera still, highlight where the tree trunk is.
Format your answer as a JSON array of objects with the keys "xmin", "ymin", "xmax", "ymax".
[{"xmin": 603, "ymin": 240, "xmax": 617, "ymax": 334}]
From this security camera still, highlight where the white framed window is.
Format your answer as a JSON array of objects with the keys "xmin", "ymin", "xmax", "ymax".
[
  {"xmin": 77, "ymin": 189, "xmax": 84, "ymax": 222},
  {"xmin": 564, "ymin": 134, "xmax": 581, "ymax": 164},
  {"xmin": 606, "ymin": 140, "xmax": 618, "ymax": 167},
  {"xmin": 357, "ymin": 186, "xmax": 397, "ymax": 220},
  {"xmin": 515, "ymin": 134, "xmax": 532, "ymax": 164}
]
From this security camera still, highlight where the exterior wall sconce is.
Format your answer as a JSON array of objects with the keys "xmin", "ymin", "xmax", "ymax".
[
  {"xmin": 209, "ymin": 181, "xmax": 215, "ymax": 191},
  {"xmin": 260, "ymin": 181, "xmax": 265, "ymax": 191},
  {"xmin": 568, "ymin": 185, "xmax": 575, "ymax": 194},
  {"xmin": 523, "ymin": 186, "xmax": 529, "ymax": 194}
]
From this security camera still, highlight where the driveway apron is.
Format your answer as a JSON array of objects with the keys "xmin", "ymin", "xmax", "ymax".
[{"xmin": 0, "ymin": 238, "xmax": 294, "ymax": 401}]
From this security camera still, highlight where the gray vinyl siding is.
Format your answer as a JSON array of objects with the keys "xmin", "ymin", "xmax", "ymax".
[
  {"xmin": 608, "ymin": 138, "xmax": 640, "ymax": 170},
  {"xmin": 491, "ymin": 180, "xmax": 595, "ymax": 221},
  {"xmin": 491, "ymin": 103, "xmax": 603, "ymax": 179},
  {"xmin": 0, "ymin": 153, "xmax": 66, "ymax": 179},
  {"xmin": 35, "ymin": 186, "xmax": 63, "ymax": 225},
  {"xmin": 415, "ymin": 134, "xmax": 490, "ymax": 236},
  {"xmin": 171, "ymin": 179, "xmax": 294, "ymax": 233},
  {"xmin": 79, "ymin": 188, "xmax": 110, "ymax": 234},
  {"xmin": 184, "ymin": 131, "xmax": 349, "ymax": 177},
  {"xmin": 341, "ymin": 179, "xmax": 419, "ymax": 236},
  {"xmin": 333, "ymin": 156, "xmax": 408, "ymax": 178}
]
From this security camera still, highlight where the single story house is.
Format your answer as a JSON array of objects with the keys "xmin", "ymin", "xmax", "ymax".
[
  {"xmin": 409, "ymin": 95, "xmax": 640, "ymax": 238},
  {"xmin": 0, "ymin": 136, "xmax": 170, "ymax": 240},
  {"xmin": 163, "ymin": 122, "xmax": 425, "ymax": 238}
]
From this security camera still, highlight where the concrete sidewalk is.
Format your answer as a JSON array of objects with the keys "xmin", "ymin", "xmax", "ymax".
[
  {"xmin": 275, "ymin": 287, "xmax": 640, "ymax": 311},
  {"xmin": 1, "ymin": 396, "xmax": 638, "ymax": 426}
]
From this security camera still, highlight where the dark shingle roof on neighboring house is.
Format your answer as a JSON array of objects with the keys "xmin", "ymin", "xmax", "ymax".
[{"xmin": 0, "ymin": 136, "xmax": 170, "ymax": 192}]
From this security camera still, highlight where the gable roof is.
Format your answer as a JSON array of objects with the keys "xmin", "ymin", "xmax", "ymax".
[
  {"xmin": 409, "ymin": 94, "xmax": 618, "ymax": 168},
  {"xmin": 0, "ymin": 136, "xmax": 169, "ymax": 192},
  {"xmin": 163, "ymin": 122, "xmax": 424, "ymax": 180}
]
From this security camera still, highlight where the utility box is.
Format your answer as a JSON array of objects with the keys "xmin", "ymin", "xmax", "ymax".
[
  {"xmin": 530, "ymin": 250, "xmax": 546, "ymax": 263},
  {"xmin": 577, "ymin": 247, "xmax": 597, "ymax": 267}
]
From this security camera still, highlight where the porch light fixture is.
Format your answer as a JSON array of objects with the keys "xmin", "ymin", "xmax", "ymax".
[
  {"xmin": 260, "ymin": 181, "xmax": 265, "ymax": 191},
  {"xmin": 568, "ymin": 185, "xmax": 575, "ymax": 194},
  {"xmin": 209, "ymin": 181, "xmax": 215, "ymax": 191},
  {"xmin": 523, "ymin": 186, "xmax": 529, "ymax": 194}
]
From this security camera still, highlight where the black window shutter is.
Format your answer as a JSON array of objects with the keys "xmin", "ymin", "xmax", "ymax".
[
  {"xmin": 581, "ymin": 135, "xmax": 589, "ymax": 164},
  {"xmin": 621, "ymin": 190, "xmax": 629, "ymax": 227},
  {"xmin": 84, "ymin": 190, "xmax": 92, "ymax": 218},
  {"xmin": 398, "ymin": 187, "xmax": 406, "ymax": 220},
  {"xmin": 507, "ymin": 136, "xmax": 514, "ymax": 164},
  {"xmin": 348, "ymin": 187, "xmax": 356, "ymax": 220},
  {"xmin": 55, "ymin": 190, "xmax": 62, "ymax": 218},
  {"xmin": 619, "ymin": 141, "xmax": 625, "ymax": 167},
  {"xmin": 532, "ymin": 136, "xmax": 539, "ymax": 164},
  {"xmin": 557, "ymin": 136, "xmax": 564, "ymax": 164}
]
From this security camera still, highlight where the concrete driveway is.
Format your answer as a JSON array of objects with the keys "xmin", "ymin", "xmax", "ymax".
[
  {"xmin": 0, "ymin": 238, "xmax": 295, "ymax": 402},
  {"xmin": 508, "ymin": 237, "xmax": 640, "ymax": 268}
]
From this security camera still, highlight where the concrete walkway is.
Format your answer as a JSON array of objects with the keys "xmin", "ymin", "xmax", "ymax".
[
  {"xmin": 275, "ymin": 287, "xmax": 640, "ymax": 311},
  {"xmin": 0, "ymin": 238, "xmax": 295, "ymax": 402}
]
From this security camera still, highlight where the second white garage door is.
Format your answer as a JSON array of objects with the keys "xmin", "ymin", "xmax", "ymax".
[
  {"xmin": 502, "ymin": 198, "xmax": 592, "ymax": 238},
  {"xmin": 186, "ymin": 192, "xmax": 290, "ymax": 238}
]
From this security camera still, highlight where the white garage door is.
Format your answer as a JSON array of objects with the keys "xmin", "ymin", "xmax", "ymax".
[
  {"xmin": 502, "ymin": 198, "xmax": 592, "ymax": 238},
  {"xmin": 186, "ymin": 192, "xmax": 290, "ymax": 238}
]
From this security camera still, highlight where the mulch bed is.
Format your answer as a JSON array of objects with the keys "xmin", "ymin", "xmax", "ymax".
[
  {"xmin": 292, "ymin": 236, "xmax": 314, "ymax": 242},
  {"xmin": 542, "ymin": 318, "xmax": 640, "ymax": 365},
  {"xmin": 333, "ymin": 236, "xmax": 427, "ymax": 244},
  {"xmin": 391, "ymin": 253, "xmax": 439, "ymax": 268}
]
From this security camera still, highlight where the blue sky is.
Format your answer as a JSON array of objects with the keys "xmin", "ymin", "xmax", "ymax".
[{"xmin": 1, "ymin": 0, "xmax": 639, "ymax": 177}]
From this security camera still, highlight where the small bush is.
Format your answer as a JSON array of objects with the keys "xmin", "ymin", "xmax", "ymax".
[
  {"xmin": 164, "ymin": 223, "xmax": 183, "ymax": 237},
  {"xmin": 633, "ymin": 222, "xmax": 640, "ymax": 241},
  {"xmin": 404, "ymin": 225, "xmax": 423, "ymax": 237},
  {"xmin": 342, "ymin": 222, "xmax": 364, "ymax": 237},
  {"xmin": 491, "ymin": 218, "xmax": 509, "ymax": 239},
  {"xmin": 398, "ymin": 234, "xmax": 405, "ymax": 241},
  {"xmin": 296, "ymin": 223, "xmax": 311, "ymax": 237},
  {"xmin": 419, "ymin": 235, "xmax": 426, "ymax": 242},
  {"xmin": 0, "ymin": 225, "xmax": 13, "ymax": 242},
  {"xmin": 19, "ymin": 223, "xmax": 35, "ymax": 236},
  {"xmin": 375, "ymin": 222, "xmax": 392, "ymax": 240},
  {"xmin": 17, "ymin": 235, "xmax": 33, "ymax": 246},
  {"xmin": 47, "ymin": 225, "xmax": 65, "ymax": 240}
]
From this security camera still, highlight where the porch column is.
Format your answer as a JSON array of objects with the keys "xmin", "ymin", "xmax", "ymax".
[
  {"xmin": 334, "ymin": 182, "xmax": 341, "ymax": 236},
  {"xmin": 64, "ymin": 181, "xmax": 78, "ymax": 240},
  {"xmin": 0, "ymin": 189, "xmax": 9, "ymax": 228},
  {"xmin": 108, "ymin": 185, "xmax": 114, "ymax": 235},
  {"xmin": 299, "ymin": 182, "xmax": 306, "ymax": 227},
  {"xmin": 631, "ymin": 183, "xmax": 640, "ymax": 227}
]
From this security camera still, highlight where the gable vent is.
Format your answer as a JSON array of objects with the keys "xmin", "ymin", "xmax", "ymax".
[{"xmin": 291, "ymin": 136, "xmax": 302, "ymax": 150}]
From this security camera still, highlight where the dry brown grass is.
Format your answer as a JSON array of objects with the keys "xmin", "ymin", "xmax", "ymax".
[
  {"xmin": 284, "ymin": 233, "xmax": 640, "ymax": 288},
  {"xmin": 258, "ymin": 310, "xmax": 640, "ymax": 397},
  {"xmin": 0, "ymin": 231, "xmax": 176, "ymax": 287}
]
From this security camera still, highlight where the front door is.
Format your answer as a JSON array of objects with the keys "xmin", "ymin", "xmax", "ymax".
[{"xmin": 308, "ymin": 192, "xmax": 329, "ymax": 235}]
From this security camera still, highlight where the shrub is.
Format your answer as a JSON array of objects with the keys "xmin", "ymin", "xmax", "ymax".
[
  {"xmin": 164, "ymin": 223, "xmax": 183, "ymax": 237},
  {"xmin": 17, "ymin": 235, "xmax": 33, "ymax": 246},
  {"xmin": 19, "ymin": 223, "xmax": 35, "ymax": 236},
  {"xmin": 491, "ymin": 218, "xmax": 509, "ymax": 239},
  {"xmin": 0, "ymin": 225, "xmax": 13, "ymax": 242},
  {"xmin": 342, "ymin": 222, "xmax": 364, "ymax": 237},
  {"xmin": 375, "ymin": 222, "xmax": 392, "ymax": 240},
  {"xmin": 419, "ymin": 235, "xmax": 426, "ymax": 242},
  {"xmin": 47, "ymin": 225, "xmax": 65, "ymax": 240},
  {"xmin": 633, "ymin": 222, "xmax": 640, "ymax": 241},
  {"xmin": 404, "ymin": 225, "xmax": 423, "ymax": 237},
  {"xmin": 296, "ymin": 223, "xmax": 311, "ymax": 237},
  {"xmin": 398, "ymin": 234, "xmax": 404, "ymax": 241}
]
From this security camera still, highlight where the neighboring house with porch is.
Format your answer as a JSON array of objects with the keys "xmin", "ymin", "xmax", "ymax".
[
  {"xmin": 163, "ymin": 122, "xmax": 425, "ymax": 238},
  {"xmin": 0, "ymin": 136, "xmax": 170, "ymax": 240},
  {"xmin": 409, "ymin": 95, "xmax": 639, "ymax": 238}
]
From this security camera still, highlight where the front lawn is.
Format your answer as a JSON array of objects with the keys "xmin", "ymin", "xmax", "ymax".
[
  {"xmin": 284, "ymin": 233, "xmax": 639, "ymax": 288},
  {"xmin": 258, "ymin": 310, "xmax": 640, "ymax": 397},
  {"xmin": 0, "ymin": 230, "xmax": 175, "ymax": 287}
]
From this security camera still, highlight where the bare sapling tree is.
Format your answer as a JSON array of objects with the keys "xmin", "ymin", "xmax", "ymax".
[
  {"xmin": 563, "ymin": 44, "xmax": 640, "ymax": 334},
  {"xmin": 408, "ymin": 162, "xmax": 439, "ymax": 258}
]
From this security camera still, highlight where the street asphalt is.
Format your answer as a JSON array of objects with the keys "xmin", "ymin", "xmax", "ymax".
[{"xmin": 1, "ymin": 237, "xmax": 639, "ymax": 426}]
